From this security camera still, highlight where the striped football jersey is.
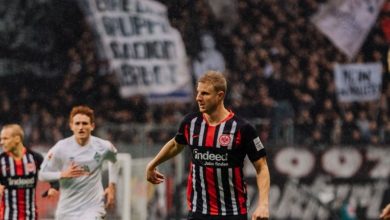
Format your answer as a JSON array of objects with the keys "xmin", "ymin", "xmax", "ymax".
[
  {"xmin": 175, "ymin": 111, "xmax": 266, "ymax": 218},
  {"xmin": 0, "ymin": 148, "xmax": 43, "ymax": 220}
]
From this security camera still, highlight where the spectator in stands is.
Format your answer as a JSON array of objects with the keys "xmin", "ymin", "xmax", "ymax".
[
  {"xmin": 340, "ymin": 110, "xmax": 361, "ymax": 145},
  {"xmin": 356, "ymin": 110, "xmax": 371, "ymax": 143},
  {"xmin": 0, "ymin": 0, "xmax": 388, "ymax": 148},
  {"xmin": 308, "ymin": 128, "xmax": 326, "ymax": 148},
  {"xmin": 308, "ymin": 113, "xmax": 330, "ymax": 147},
  {"xmin": 267, "ymin": 70, "xmax": 295, "ymax": 141},
  {"xmin": 193, "ymin": 32, "xmax": 226, "ymax": 80},
  {"xmin": 295, "ymin": 109, "xmax": 314, "ymax": 145}
]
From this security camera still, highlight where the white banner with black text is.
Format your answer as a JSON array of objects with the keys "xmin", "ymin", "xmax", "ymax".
[
  {"xmin": 334, "ymin": 63, "xmax": 382, "ymax": 102},
  {"xmin": 78, "ymin": 0, "xmax": 192, "ymax": 102}
]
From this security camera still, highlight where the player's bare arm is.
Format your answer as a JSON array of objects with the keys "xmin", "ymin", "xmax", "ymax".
[
  {"xmin": 380, "ymin": 203, "xmax": 390, "ymax": 219},
  {"xmin": 0, "ymin": 184, "xmax": 4, "ymax": 202},
  {"xmin": 105, "ymin": 156, "xmax": 118, "ymax": 209},
  {"xmin": 146, "ymin": 138, "xmax": 185, "ymax": 184},
  {"xmin": 251, "ymin": 157, "xmax": 270, "ymax": 220},
  {"xmin": 104, "ymin": 182, "xmax": 116, "ymax": 209}
]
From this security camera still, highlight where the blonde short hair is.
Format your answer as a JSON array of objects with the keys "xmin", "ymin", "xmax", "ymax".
[
  {"xmin": 2, "ymin": 124, "xmax": 24, "ymax": 142},
  {"xmin": 198, "ymin": 71, "xmax": 227, "ymax": 93}
]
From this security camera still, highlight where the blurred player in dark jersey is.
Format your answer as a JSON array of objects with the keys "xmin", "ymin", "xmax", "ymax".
[
  {"xmin": 146, "ymin": 71, "xmax": 270, "ymax": 220},
  {"xmin": 0, "ymin": 124, "xmax": 44, "ymax": 220}
]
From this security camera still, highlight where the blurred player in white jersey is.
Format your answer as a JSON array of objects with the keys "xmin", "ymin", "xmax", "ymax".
[{"xmin": 39, "ymin": 105, "xmax": 118, "ymax": 220}]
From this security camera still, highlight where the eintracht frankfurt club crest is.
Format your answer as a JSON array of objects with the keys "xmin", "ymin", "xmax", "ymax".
[{"xmin": 219, "ymin": 134, "xmax": 231, "ymax": 146}]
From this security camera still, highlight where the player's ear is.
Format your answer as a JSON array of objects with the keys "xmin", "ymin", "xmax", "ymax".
[
  {"xmin": 16, "ymin": 135, "xmax": 23, "ymax": 144},
  {"xmin": 217, "ymin": 91, "xmax": 225, "ymax": 101}
]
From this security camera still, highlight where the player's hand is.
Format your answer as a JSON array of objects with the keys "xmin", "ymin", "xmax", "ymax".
[
  {"xmin": 47, "ymin": 188, "xmax": 59, "ymax": 198},
  {"xmin": 146, "ymin": 164, "xmax": 165, "ymax": 184},
  {"xmin": 42, "ymin": 188, "xmax": 59, "ymax": 198},
  {"xmin": 380, "ymin": 203, "xmax": 390, "ymax": 219},
  {"xmin": 104, "ymin": 183, "xmax": 116, "ymax": 210},
  {"xmin": 60, "ymin": 162, "xmax": 89, "ymax": 179},
  {"xmin": 251, "ymin": 205, "xmax": 269, "ymax": 220}
]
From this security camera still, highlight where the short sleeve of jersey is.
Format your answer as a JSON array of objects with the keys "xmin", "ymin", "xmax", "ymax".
[
  {"xmin": 241, "ymin": 123, "xmax": 266, "ymax": 162},
  {"xmin": 41, "ymin": 143, "xmax": 62, "ymax": 172},
  {"xmin": 105, "ymin": 142, "xmax": 118, "ymax": 163},
  {"xmin": 0, "ymin": 153, "xmax": 6, "ymax": 185},
  {"xmin": 174, "ymin": 113, "xmax": 193, "ymax": 145},
  {"xmin": 31, "ymin": 150, "xmax": 44, "ymax": 170},
  {"xmin": 32, "ymin": 149, "xmax": 60, "ymax": 189}
]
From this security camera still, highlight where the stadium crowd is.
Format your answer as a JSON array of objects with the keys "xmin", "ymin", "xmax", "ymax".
[{"xmin": 0, "ymin": 0, "xmax": 389, "ymax": 149}]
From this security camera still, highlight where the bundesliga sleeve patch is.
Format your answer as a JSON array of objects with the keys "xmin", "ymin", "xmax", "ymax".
[
  {"xmin": 253, "ymin": 137, "xmax": 264, "ymax": 151},
  {"xmin": 47, "ymin": 151, "xmax": 53, "ymax": 160}
]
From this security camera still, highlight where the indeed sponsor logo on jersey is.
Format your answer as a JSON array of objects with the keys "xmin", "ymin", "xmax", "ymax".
[
  {"xmin": 193, "ymin": 149, "xmax": 228, "ymax": 167},
  {"xmin": 7, "ymin": 177, "xmax": 35, "ymax": 188}
]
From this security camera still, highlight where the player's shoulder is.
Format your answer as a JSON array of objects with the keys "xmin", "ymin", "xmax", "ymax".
[
  {"xmin": 0, "ymin": 151, "xmax": 7, "ymax": 158},
  {"xmin": 25, "ymin": 148, "xmax": 43, "ymax": 158},
  {"xmin": 231, "ymin": 113, "xmax": 257, "ymax": 130},
  {"xmin": 181, "ymin": 112, "xmax": 202, "ymax": 123},
  {"xmin": 230, "ymin": 112, "xmax": 250, "ymax": 124},
  {"xmin": 49, "ymin": 136, "xmax": 74, "ymax": 152},
  {"xmin": 90, "ymin": 136, "xmax": 113, "ymax": 150},
  {"xmin": 57, "ymin": 136, "xmax": 74, "ymax": 145}
]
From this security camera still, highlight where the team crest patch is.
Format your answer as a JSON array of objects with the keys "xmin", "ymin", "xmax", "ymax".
[
  {"xmin": 94, "ymin": 152, "xmax": 102, "ymax": 162},
  {"xmin": 219, "ymin": 134, "xmax": 231, "ymax": 146},
  {"xmin": 26, "ymin": 163, "xmax": 36, "ymax": 172}
]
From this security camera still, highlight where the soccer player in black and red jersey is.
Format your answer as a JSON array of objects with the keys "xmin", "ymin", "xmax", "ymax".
[
  {"xmin": 0, "ymin": 124, "xmax": 45, "ymax": 220},
  {"xmin": 146, "ymin": 71, "xmax": 270, "ymax": 220}
]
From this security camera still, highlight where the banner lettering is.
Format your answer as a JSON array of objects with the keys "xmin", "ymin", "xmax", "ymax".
[
  {"xmin": 334, "ymin": 63, "xmax": 382, "ymax": 102},
  {"xmin": 78, "ymin": 0, "xmax": 192, "ymax": 102}
]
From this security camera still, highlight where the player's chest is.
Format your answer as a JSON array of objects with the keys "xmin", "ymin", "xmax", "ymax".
[
  {"xmin": 61, "ymin": 147, "xmax": 105, "ymax": 171},
  {"xmin": 0, "ymin": 157, "xmax": 37, "ymax": 188},
  {"xmin": 0, "ymin": 156, "xmax": 37, "ymax": 176},
  {"xmin": 187, "ymin": 124, "xmax": 241, "ymax": 149}
]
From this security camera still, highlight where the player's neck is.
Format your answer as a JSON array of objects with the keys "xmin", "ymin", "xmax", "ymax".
[
  {"xmin": 10, "ymin": 145, "xmax": 25, "ymax": 160},
  {"xmin": 75, "ymin": 137, "xmax": 90, "ymax": 146},
  {"xmin": 204, "ymin": 106, "xmax": 230, "ymax": 126}
]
